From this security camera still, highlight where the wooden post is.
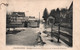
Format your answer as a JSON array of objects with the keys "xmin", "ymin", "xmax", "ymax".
[
  {"xmin": 57, "ymin": 23, "xmax": 60, "ymax": 43},
  {"xmin": 51, "ymin": 22, "xmax": 53, "ymax": 37},
  {"xmin": 57, "ymin": 11, "xmax": 61, "ymax": 43}
]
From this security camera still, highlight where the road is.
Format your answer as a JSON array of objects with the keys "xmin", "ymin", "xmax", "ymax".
[
  {"xmin": 6, "ymin": 22, "xmax": 46, "ymax": 46},
  {"xmin": 6, "ymin": 28, "xmax": 39, "ymax": 46}
]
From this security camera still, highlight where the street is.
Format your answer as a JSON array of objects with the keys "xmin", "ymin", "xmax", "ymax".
[{"xmin": 6, "ymin": 28, "xmax": 39, "ymax": 46}]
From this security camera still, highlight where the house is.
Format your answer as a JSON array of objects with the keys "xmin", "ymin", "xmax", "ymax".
[
  {"xmin": 28, "ymin": 17, "xmax": 39, "ymax": 27},
  {"xmin": 10, "ymin": 12, "xmax": 25, "ymax": 24},
  {"xmin": 7, "ymin": 12, "xmax": 26, "ymax": 28},
  {"xmin": 47, "ymin": 16, "xmax": 55, "ymax": 26}
]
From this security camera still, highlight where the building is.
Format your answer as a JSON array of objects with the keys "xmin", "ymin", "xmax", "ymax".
[
  {"xmin": 28, "ymin": 17, "xmax": 39, "ymax": 27},
  {"xmin": 47, "ymin": 16, "xmax": 55, "ymax": 26},
  {"xmin": 10, "ymin": 12, "xmax": 25, "ymax": 24},
  {"xmin": 6, "ymin": 12, "xmax": 26, "ymax": 28}
]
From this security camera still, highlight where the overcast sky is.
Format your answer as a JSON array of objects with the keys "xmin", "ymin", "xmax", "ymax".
[{"xmin": 7, "ymin": 0, "xmax": 72, "ymax": 19}]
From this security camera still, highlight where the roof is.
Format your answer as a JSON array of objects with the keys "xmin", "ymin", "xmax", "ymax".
[
  {"xmin": 12, "ymin": 12, "xmax": 25, "ymax": 17},
  {"xmin": 69, "ymin": 2, "xmax": 73, "ymax": 10},
  {"xmin": 28, "ymin": 18, "xmax": 38, "ymax": 21}
]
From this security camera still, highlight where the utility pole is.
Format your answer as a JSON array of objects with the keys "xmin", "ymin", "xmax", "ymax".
[
  {"xmin": 39, "ymin": 12, "xmax": 40, "ymax": 22},
  {"xmin": 39, "ymin": 12, "xmax": 40, "ymax": 27}
]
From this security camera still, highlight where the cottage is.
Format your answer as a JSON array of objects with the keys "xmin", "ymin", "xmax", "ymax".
[
  {"xmin": 7, "ymin": 12, "xmax": 26, "ymax": 28},
  {"xmin": 47, "ymin": 16, "xmax": 55, "ymax": 26}
]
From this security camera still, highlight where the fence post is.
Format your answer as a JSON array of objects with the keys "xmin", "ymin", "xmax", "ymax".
[
  {"xmin": 57, "ymin": 23, "xmax": 61, "ymax": 43},
  {"xmin": 51, "ymin": 23, "xmax": 53, "ymax": 37}
]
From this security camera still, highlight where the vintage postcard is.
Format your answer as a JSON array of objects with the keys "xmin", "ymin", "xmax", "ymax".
[{"xmin": 0, "ymin": 0, "xmax": 80, "ymax": 50}]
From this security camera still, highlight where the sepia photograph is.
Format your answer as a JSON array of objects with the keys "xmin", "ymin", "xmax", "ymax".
[{"xmin": 6, "ymin": 0, "xmax": 73, "ymax": 47}]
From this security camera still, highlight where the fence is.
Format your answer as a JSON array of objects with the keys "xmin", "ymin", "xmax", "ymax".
[{"xmin": 51, "ymin": 25, "xmax": 72, "ymax": 47}]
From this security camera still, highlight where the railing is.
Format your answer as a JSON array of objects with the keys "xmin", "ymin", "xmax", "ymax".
[{"xmin": 51, "ymin": 28, "xmax": 72, "ymax": 47}]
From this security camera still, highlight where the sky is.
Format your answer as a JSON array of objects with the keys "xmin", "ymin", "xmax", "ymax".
[{"xmin": 7, "ymin": 0, "xmax": 73, "ymax": 19}]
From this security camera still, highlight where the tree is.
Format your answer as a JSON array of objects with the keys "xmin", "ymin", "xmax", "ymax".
[
  {"xmin": 50, "ymin": 9, "xmax": 55, "ymax": 16},
  {"xmin": 56, "ymin": 8, "xmax": 60, "ymax": 12},
  {"xmin": 50, "ymin": 8, "xmax": 60, "ymax": 23},
  {"xmin": 42, "ymin": 8, "xmax": 48, "ymax": 21}
]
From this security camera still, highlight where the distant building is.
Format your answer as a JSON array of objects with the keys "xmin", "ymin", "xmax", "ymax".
[
  {"xmin": 28, "ymin": 17, "xmax": 39, "ymax": 27},
  {"xmin": 10, "ymin": 12, "xmax": 25, "ymax": 24},
  {"xmin": 6, "ymin": 12, "xmax": 26, "ymax": 28}
]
